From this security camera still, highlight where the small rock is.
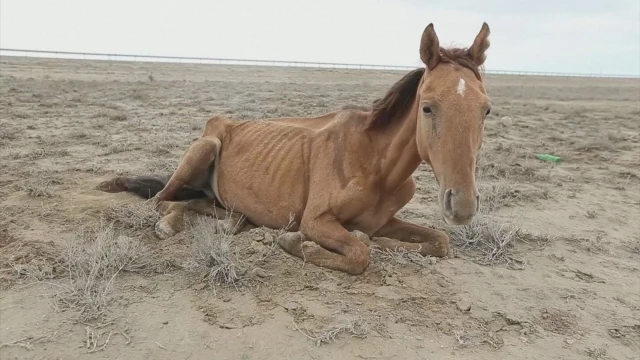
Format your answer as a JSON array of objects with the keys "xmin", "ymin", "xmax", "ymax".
[
  {"xmin": 250, "ymin": 241, "xmax": 265, "ymax": 253},
  {"xmin": 384, "ymin": 274, "xmax": 401, "ymax": 287},
  {"xmin": 283, "ymin": 301, "xmax": 300, "ymax": 311},
  {"xmin": 162, "ymin": 321, "xmax": 168, "ymax": 325},
  {"xmin": 253, "ymin": 234, "xmax": 265, "ymax": 242},
  {"xmin": 566, "ymin": 339, "xmax": 574, "ymax": 345},
  {"xmin": 456, "ymin": 300, "xmax": 472, "ymax": 312},
  {"xmin": 436, "ymin": 279, "xmax": 449, "ymax": 288},
  {"xmin": 500, "ymin": 116, "xmax": 513, "ymax": 128},
  {"xmin": 252, "ymin": 268, "xmax": 270, "ymax": 278},
  {"xmin": 263, "ymin": 233, "xmax": 275, "ymax": 245}
]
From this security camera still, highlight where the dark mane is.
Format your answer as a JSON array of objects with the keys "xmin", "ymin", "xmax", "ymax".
[
  {"xmin": 366, "ymin": 68, "xmax": 425, "ymax": 130},
  {"xmin": 366, "ymin": 46, "xmax": 483, "ymax": 130}
]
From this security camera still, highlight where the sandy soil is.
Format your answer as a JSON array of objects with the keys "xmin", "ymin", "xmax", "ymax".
[{"xmin": 1, "ymin": 57, "xmax": 639, "ymax": 360}]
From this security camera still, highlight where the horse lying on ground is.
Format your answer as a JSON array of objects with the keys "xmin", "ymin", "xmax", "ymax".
[{"xmin": 98, "ymin": 22, "xmax": 492, "ymax": 275}]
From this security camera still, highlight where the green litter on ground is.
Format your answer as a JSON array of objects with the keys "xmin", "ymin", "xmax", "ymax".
[{"xmin": 535, "ymin": 154, "xmax": 562, "ymax": 163}]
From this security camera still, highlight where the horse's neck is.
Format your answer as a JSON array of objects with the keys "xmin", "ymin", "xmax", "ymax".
[{"xmin": 371, "ymin": 104, "xmax": 422, "ymax": 191}]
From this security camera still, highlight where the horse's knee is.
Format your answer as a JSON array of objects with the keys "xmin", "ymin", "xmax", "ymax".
[{"xmin": 345, "ymin": 240, "xmax": 370, "ymax": 275}]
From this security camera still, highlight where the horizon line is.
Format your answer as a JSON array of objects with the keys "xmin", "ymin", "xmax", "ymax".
[{"xmin": 1, "ymin": 48, "xmax": 639, "ymax": 79}]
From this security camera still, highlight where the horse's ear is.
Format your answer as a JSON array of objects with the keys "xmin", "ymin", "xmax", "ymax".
[
  {"xmin": 420, "ymin": 23, "xmax": 440, "ymax": 70},
  {"xmin": 469, "ymin": 22, "xmax": 490, "ymax": 67}
]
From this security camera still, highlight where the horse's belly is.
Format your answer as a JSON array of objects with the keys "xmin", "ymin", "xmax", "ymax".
[{"xmin": 215, "ymin": 149, "xmax": 306, "ymax": 230}]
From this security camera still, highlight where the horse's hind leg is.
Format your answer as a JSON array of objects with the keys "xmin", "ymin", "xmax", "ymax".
[
  {"xmin": 185, "ymin": 199, "xmax": 247, "ymax": 235},
  {"xmin": 152, "ymin": 136, "xmax": 221, "ymax": 239},
  {"xmin": 155, "ymin": 201, "xmax": 187, "ymax": 239},
  {"xmin": 156, "ymin": 136, "xmax": 221, "ymax": 201}
]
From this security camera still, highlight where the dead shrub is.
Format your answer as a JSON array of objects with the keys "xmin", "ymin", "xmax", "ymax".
[
  {"xmin": 294, "ymin": 316, "xmax": 370, "ymax": 346},
  {"xmin": 371, "ymin": 247, "xmax": 436, "ymax": 267},
  {"xmin": 56, "ymin": 222, "xmax": 162, "ymax": 322},
  {"xmin": 449, "ymin": 211, "xmax": 538, "ymax": 267},
  {"xmin": 186, "ymin": 215, "xmax": 246, "ymax": 293},
  {"xmin": 102, "ymin": 199, "xmax": 161, "ymax": 233},
  {"xmin": 478, "ymin": 180, "xmax": 549, "ymax": 211},
  {"xmin": 19, "ymin": 180, "xmax": 56, "ymax": 198}
]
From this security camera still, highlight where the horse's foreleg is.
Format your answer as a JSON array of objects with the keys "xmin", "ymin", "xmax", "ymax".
[
  {"xmin": 372, "ymin": 217, "xmax": 450, "ymax": 257},
  {"xmin": 277, "ymin": 218, "xmax": 371, "ymax": 275},
  {"xmin": 151, "ymin": 136, "xmax": 220, "ymax": 239}
]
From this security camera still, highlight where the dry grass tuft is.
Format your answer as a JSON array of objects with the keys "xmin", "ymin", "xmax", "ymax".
[
  {"xmin": 294, "ymin": 317, "xmax": 370, "ymax": 346},
  {"xmin": 2, "ymin": 236, "xmax": 62, "ymax": 282},
  {"xmin": 13, "ymin": 148, "xmax": 71, "ymax": 160},
  {"xmin": 102, "ymin": 199, "xmax": 161, "ymax": 233},
  {"xmin": 454, "ymin": 329, "xmax": 473, "ymax": 348},
  {"xmin": 186, "ymin": 215, "xmax": 246, "ymax": 293},
  {"xmin": 624, "ymin": 236, "xmax": 640, "ymax": 254},
  {"xmin": 449, "ymin": 212, "xmax": 533, "ymax": 267},
  {"xmin": 574, "ymin": 137, "xmax": 616, "ymax": 152},
  {"xmin": 371, "ymin": 247, "xmax": 436, "ymax": 267},
  {"xmin": 55, "ymin": 222, "xmax": 162, "ymax": 322},
  {"xmin": 12, "ymin": 258, "xmax": 59, "ymax": 281},
  {"xmin": 94, "ymin": 110, "xmax": 128, "ymax": 122},
  {"xmin": 19, "ymin": 180, "xmax": 56, "ymax": 198},
  {"xmin": 478, "ymin": 180, "xmax": 549, "ymax": 211}
]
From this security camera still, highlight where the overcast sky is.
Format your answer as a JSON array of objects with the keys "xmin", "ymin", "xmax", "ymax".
[{"xmin": 1, "ymin": 0, "xmax": 639, "ymax": 75}]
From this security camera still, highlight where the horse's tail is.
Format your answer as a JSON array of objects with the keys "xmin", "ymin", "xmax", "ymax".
[{"xmin": 96, "ymin": 175, "xmax": 207, "ymax": 200}]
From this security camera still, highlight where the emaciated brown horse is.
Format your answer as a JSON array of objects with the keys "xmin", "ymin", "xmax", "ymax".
[{"xmin": 99, "ymin": 22, "xmax": 492, "ymax": 275}]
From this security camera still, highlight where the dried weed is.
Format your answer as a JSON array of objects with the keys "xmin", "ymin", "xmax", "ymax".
[
  {"xmin": 55, "ymin": 222, "xmax": 162, "ymax": 322},
  {"xmin": 186, "ymin": 215, "xmax": 246, "ymax": 293},
  {"xmin": 293, "ymin": 316, "xmax": 370, "ymax": 346},
  {"xmin": 102, "ymin": 199, "xmax": 161, "ymax": 233}
]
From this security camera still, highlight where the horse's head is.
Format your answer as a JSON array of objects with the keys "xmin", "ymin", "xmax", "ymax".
[{"xmin": 415, "ymin": 23, "xmax": 491, "ymax": 225}]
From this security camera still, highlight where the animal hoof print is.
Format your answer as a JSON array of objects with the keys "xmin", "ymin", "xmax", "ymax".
[{"xmin": 155, "ymin": 219, "xmax": 177, "ymax": 240}]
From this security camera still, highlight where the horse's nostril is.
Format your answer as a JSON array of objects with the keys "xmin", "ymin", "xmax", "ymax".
[{"xmin": 444, "ymin": 189, "xmax": 453, "ymax": 213}]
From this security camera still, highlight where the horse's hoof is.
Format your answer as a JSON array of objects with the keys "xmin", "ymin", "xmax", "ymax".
[{"xmin": 155, "ymin": 219, "xmax": 177, "ymax": 240}]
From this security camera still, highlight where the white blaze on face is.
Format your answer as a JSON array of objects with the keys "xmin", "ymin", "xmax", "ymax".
[{"xmin": 456, "ymin": 78, "xmax": 466, "ymax": 97}]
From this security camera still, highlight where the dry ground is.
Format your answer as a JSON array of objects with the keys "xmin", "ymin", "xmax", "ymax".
[{"xmin": 1, "ymin": 57, "xmax": 639, "ymax": 360}]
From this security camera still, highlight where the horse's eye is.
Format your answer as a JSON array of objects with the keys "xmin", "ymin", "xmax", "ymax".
[{"xmin": 423, "ymin": 106, "xmax": 433, "ymax": 115}]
